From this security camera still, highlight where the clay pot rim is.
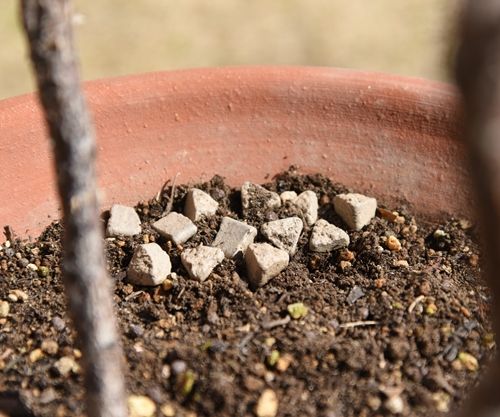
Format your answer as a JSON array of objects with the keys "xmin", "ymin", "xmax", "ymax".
[{"xmin": 0, "ymin": 65, "xmax": 458, "ymax": 105}]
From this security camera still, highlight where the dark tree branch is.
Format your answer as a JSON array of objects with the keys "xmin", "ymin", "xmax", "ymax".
[
  {"xmin": 456, "ymin": 1, "xmax": 500, "ymax": 416},
  {"xmin": 20, "ymin": 1, "xmax": 127, "ymax": 417}
]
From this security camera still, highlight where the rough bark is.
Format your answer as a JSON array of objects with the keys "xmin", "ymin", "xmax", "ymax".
[
  {"xmin": 20, "ymin": 1, "xmax": 127, "ymax": 417},
  {"xmin": 455, "ymin": 1, "xmax": 500, "ymax": 416}
]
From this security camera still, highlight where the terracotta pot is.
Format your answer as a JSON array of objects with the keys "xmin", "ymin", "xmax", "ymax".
[{"xmin": 0, "ymin": 66, "xmax": 466, "ymax": 239}]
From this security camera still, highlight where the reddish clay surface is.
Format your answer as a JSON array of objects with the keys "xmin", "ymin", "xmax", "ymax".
[{"xmin": 0, "ymin": 67, "xmax": 467, "ymax": 239}]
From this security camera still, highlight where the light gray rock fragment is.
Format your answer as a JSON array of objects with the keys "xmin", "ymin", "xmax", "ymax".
[
  {"xmin": 309, "ymin": 219, "xmax": 349, "ymax": 252},
  {"xmin": 212, "ymin": 217, "xmax": 257, "ymax": 258},
  {"xmin": 333, "ymin": 193, "xmax": 377, "ymax": 230},
  {"xmin": 152, "ymin": 212, "xmax": 197, "ymax": 244},
  {"xmin": 181, "ymin": 245, "xmax": 224, "ymax": 281},
  {"xmin": 293, "ymin": 190, "xmax": 318, "ymax": 226},
  {"xmin": 241, "ymin": 182, "xmax": 281, "ymax": 212},
  {"xmin": 346, "ymin": 286, "xmax": 365, "ymax": 305},
  {"xmin": 245, "ymin": 243, "xmax": 289, "ymax": 288},
  {"xmin": 280, "ymin": 191, "xmax": 297, "ymax": 203},
  {"xmin": 184, "ymin": 188, "xmax": 219, "ymax": 221},
  {"xmin": 106, "ymin": 204, "xmax": 141, "ymax": 237},
  {"xmin": 127, "ymin": 243, "xmax": 171, "ymax": 286},
  {"xmin": 261, "ymin": 217, "xmax": 303, "ymax": 255}
]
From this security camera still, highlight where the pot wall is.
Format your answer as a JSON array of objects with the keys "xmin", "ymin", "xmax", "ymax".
[{"xmin": 0, "ymin": 66, "xmax": 468, "ymax": 239}]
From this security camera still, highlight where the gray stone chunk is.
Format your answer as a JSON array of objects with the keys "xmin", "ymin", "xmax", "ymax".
[
  {"xmin": 152, "ymin": 212, "xmax": 197, "ymax": 244},
  {"xmin": 241, "ymin": 182, "xmax": 281, "ymax": 212},
  {"xmin": 212, "ymin": 217, "xmax": 257, "ymax": 258},
  {"xmin": 346, "ymin": 286, "xmax": 365, "ymax": 304},
  {"xmin": 106, "ymin": 204, "xmax": 141, "ymax": 237},
  {"xmin": 127, "ymin": 243, "xmax": 171, "ymax": 286},
  {"xmin": 184, "ymin": 188, "xmax": 219, "ymax": 221},
  {"xmin": 293, "ymin": 190, "xmax": 318, "ymax": 226},
  {"xmin": 309, "ymin": 219, "xmax": 349, "ymax": 252},
  {"xmin": 261, "ymin": 217, "xmax": 303, "ymax": 255},
  {"xmin": 333, "ymin": 193, "xmax": 377, "ymax": 230},
  {"xmin": 280, "ymin": 191, "xmax": 297, "ymax": 203},
  {"xmin": 245, "ymin": 243, "xmax": 289, "ymax": 288},
  {"xmin": 181, "ymin": 245, "xmax": 225, "ymax": 281}
]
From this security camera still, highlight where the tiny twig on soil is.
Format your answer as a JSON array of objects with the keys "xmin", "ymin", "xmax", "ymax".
[
  {"xmin": 238, "ymin": 332, "xmax": 256, "ymax": 349},
  {"xmin": 261, "ymin": 315, "xmax": 291, "ymax": 329},
  {"xmin": 338, "ymin": 320, "xmax": 378, "ymax": 329},
  {"xmin": 162, "ymin": 172, "xmax": 180, "ymax": 216},
  {"xmin": 407, "ymin": 295, "xmax": 426, "ymax": 314},
  {"xmin": 3, "ymin": 226, "xmax": 14, "ymax": 242},
  {"xmin": 124, "ymin": 290, "xmax": 145, "ymax": 302},
  {"xmin": 155, "ymin": 179, "xmax": 171, "ymax": 202}
]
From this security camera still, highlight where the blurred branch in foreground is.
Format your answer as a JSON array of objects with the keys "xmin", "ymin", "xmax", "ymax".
[
  {"xmin": 20, "ymin": 1, "xmax": 127, "ymax": 417},
  {"xmin": 456, "ymin": 1, "xmax": 500, "ymax": 416}
]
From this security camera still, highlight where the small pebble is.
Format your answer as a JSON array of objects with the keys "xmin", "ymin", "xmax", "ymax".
[
  {"xmin": 52, "ymin": 316, "xmax": 66, "ymax": 331},
  {"xmin": 469, "ymin": 254, "xmax": 479, "ymax": 267},
  {"xmin": 261, "ymin": 217, "xmax": 303, "ymax": 255},
  {"xmin": 287, "ymin": 302, "xmax": 308, "ymax": 319},
  {"xmin": 241, "ymin": 182, "xmax": 281, "ymax": 212},
  {"xmin": 267, "ymin": 350, "xmax": 280, "ymax": 367},
  {"xmin": 41, "ymin": 340, "xmax": 59, "ymax": 355},
  {"xmin": 339, "ymin": 260, "xmax": 352, "ymax": 270},
  {"xmin": 181, "ymin": 245, "xmax": 224, "ymax": 281},
  {"xmin": 458, "ymin": 352, "xmax": 479, "ymax": 371},
  {"xmin": 276, "ymin": 353, "xmax": 293, "ymax": 372},
  {"xmin": 377, "ymin": 207, "xmax": 398, "ymax": 222},
  {"xmin": 213, "ymin": 217, "xmax": 257, "ymax": 258},
  {"xmin": 0, "ymin": 301, "xmax": 9, "ymax": 318},
  {"xmin": 53, "ymin": 356, "xmax": 79, "ymax": 377},
  {"xmin": 106, "ymin": 204, "xmax": 142, "ymax": 237},
  {"xmin": 152, "ymin": 212, "xmax": 197, "ymax": 245},
  {"xmin": 309, "ymin": 219, "xmax": 349, "ymax": 252},
  {"xmin": 37, "ymin": 266, "xmax": 50, "ymax": 277},
  {"xmin": 128, "ymin": 395, "xmax": 156, "ymax": 417},
  {"xmin": 280, "ymin": 191, "xmax": 297, "ymax": 203},
  {"xmin": 367, "ymin": 395, "xmax": 382, "ymax": 411},
  {"xmin": 386, "ymin": 236, "xmax": 402, "ymax": 251},
  {"xmin": 29, "ymin": 348, "xmax": 44, "ymax": 363},
  {"xmin": 245, "ymin": 243, "xmax": 289, "ymax": 288},
  {"xmin": 384, "ymin": 395, "xmax": 404, "ymax": 414},
  {"xmin": 255, "ymin": 389, "xmax": 279, "ymax": 417},
  {"xmin": 292, "ymin": 190, "xmax": 318, "ymax": 226},
  {"xmin": 8, "ymin": 290, "xmax": 28, "ymax": 303},
  {"xmin": 128, "ymin": 324, "xmax": 145, "ymax": 339},
  {"xmin": 432, "ymin": 392, "xmax": 450, "ymax": 413},
  {"xmin": 459, "ymin": 219, "xmax": 473, "ymax": 229},
  {"xmin": 425, "ymin": 303, "xmax": 438, "ymax": 315},
  {"xmin": 184, "ymin": 188, "xmax": 219, "ymax": 221},
  {"xmin": 346, "ymin": 286, "xmax": 365, "ymax": 305},
  {"xmin": 18, "ymin": 258, "xmax": 29, "ymax": 268},
  {"xmin": 127, "ymin": 243, "xmax": 171, "ymax": 286},
  {"xmin": 160, "ymin": 403, "xmax": 175, "ymax": 417},
  {"xmin": 340, "ymin": 249, "xmax": 355, "ymax": 261},
  {"xmin": 171, "ymin": 360, "xmax": 187, "ymax": 375},
  {"xmin": 333, "ymin": 193, "xmax": 377, "ymax": 230}
]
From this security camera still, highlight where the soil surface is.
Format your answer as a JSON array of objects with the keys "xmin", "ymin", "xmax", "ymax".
[{"xmin": 0, "ymin": 169, "xmax": 494, "ymax": 417}]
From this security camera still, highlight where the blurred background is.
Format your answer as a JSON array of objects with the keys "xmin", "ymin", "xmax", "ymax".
[{"xmin": 1, "ymin": 0, "xmax": 459, "ymax": 100}]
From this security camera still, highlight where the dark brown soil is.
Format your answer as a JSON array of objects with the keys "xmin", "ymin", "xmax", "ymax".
[{"xmin": 0, "ymin": 169, "xmax": 494, "ymax": 417}]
